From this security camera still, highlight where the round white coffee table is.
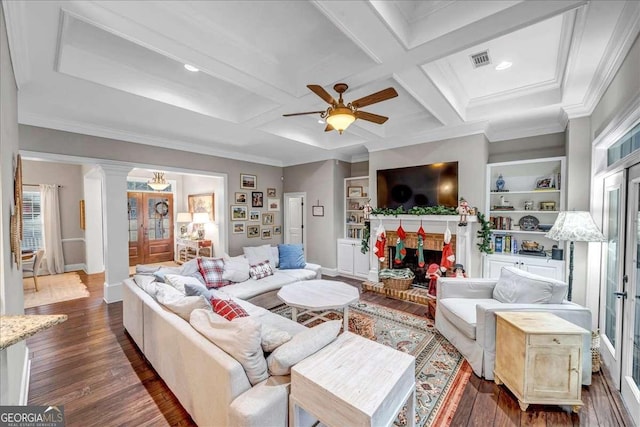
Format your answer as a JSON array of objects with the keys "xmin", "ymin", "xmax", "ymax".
[{"xmin": 277, "ymin": 280, "xmax": 360, "ymax": 330}]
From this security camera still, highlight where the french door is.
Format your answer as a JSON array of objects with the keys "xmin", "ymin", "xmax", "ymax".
[
  {"xmin": 600, "ymin": 166, "xmax": 640, "ymax": 423},
  {"xmin": 128, "ymin": 192, "xmax": 174, "ymax": 266}
]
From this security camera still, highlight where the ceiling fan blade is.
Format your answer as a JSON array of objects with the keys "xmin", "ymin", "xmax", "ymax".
[
  {"xmin": 324, "ymin": 124, "xmax": 334, "ymax": 132},
  {"xmin": 307, "ymin": 85, "xmax": 337, "ymax": 106},
  {"xmin": 282, "ymin": 111, "xmax": 325, "ymax": 117},
  {"xmin": 355, "ymin": 110, "xmax": 388, "ymax": 124},
  {"xmin": 351, "ymin": 87, "xmax": 398, "ymax": 108}
]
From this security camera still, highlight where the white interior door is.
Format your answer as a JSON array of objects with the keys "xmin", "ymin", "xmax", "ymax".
[
  {"xmin": 621, "ymin": 163, "xmax": 640, "ymax": 424},
  {"xmin": 600, "ymin": 171, "xmax": 625, "ymax": 385},
  {"xmin": 284, "ymin": 193, "xmax": 305, "ymax": 251}
]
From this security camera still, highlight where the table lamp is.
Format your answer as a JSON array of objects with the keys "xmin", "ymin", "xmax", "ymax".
[
  {"xmin": 192, "ymin": 212, "xmax": 210, "ymax": 240},
  {"xmin": 176, "ymin": 212, "xmax": 192, "ymax": 237},
  {"xmin": 545, "ymin": 211, "xmax": 605, "ymax": 301}
]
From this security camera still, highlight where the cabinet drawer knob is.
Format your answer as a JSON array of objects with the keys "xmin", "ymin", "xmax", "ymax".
[{"xmin": 553, "ymin": 338, "xmax": 560, "ymax": 344}]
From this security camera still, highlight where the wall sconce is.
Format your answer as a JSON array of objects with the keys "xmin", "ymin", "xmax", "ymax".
[
  {"xmin": 176, "ymin": 212, "xmax": 192, "ymax": 237},
  {"xmin": 192, "ymin": 212, "xmax": 210, "ymax": 240}
]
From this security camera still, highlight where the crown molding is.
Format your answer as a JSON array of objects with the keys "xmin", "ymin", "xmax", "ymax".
[
  {"xmin": 2, "ymin": 1, "xmax": 31, "ymax": 89},
  {"xmin": 564, "ymin": 1, "xmax": 640, "ymax": 119},
  {"xmin": 486, "ymin": 108, "xmax": 568, "ymax": 142},
  {"xmin": 592, "ymin": 94, "xmax": 640, "ymax": 149},
  {"xmin": 19, "ymin": 112, "xmax": 286, "ymax": 167}
]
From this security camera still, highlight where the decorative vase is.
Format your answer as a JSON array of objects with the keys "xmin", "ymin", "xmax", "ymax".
[{"xmin": 496, "ymin": 174, "xmax": 505, "ymax": 191}]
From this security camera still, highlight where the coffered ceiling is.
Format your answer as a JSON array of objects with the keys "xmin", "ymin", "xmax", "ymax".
[{"xmin": 3, "ymin": 1, "xmax": 639, "ymax": 166}]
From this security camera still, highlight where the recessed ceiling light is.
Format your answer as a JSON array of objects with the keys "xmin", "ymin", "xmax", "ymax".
[
  {"xmin": 318, "ymin": 119, "xmax": 324, "ymax": 124},
  {"xmin": 495, "ymin": 61, "xmax": 512, "ymax": 71},
  {"xmin": 184, "ymin": 64, "xmax": 199, "ymax": 72}
]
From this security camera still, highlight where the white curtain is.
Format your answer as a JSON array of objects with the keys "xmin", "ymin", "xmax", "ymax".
[{"xmin": 40, "ymin": 184, "xmax": 65, "ymax": 274}]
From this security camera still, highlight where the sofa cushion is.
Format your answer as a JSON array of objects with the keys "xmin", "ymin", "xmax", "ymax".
[
  {"xmin": 277, "ymin": 244, "xmax": 306, "ymax": 270},
  {"xmin": 278, "ymin": 268, "xmax": 318, "ymax": 282},
  {"xmin": 133, "ymin": 274, "xmax": 159, "ymax": 297},
  {"xmin": 266, "ymin": 320, "xmax": 341, "ymax": 375},
  {"xmin": 243, "ymin": 245, "xmax": 271, "ymax": 265},
  {"xmin": 190, "ymin": 309, "xmax": 268, "ymax": 386},
  {"xmin": 165, "ymin": 274, "xmax": 204, "ymax": 294},
  {"xmin": 156, "ymin": 288, "xmax": 211, "ymax": 321},
  {"xmin": 249, "ymin": 261, "xmax": 274, "ymax": 280},
  {"xmin": 438, "ymin": 298, "xmax": 499, "ymax": 340},
  {"xmin": 153, "ymin": 266, "xmax": 183, "ymax": 283},
  {"xmin": 221, "ymin": 271, "xmax": 296, "ymax": 301},
  {"xmin": 211, "ymin": 298, "xmax": 249, "ymax": 320},
  {"xmin": 223, "ymin": 256, "xmax": 250, "ymax": 283},
  {"xmin": 269, "ymin": 246, "xmax": 280, "ymax": 268},
  {"xmin": 493, "ymin": 267, "xmax": 568, "ymax": 304},
  {"xmin": 198, "ymin": 257, "xmax": 231, "ymax": 289},
  {"xmin": 180, "ymin": 258, "xmax": 206, "ymax": 284},
  {"xmin": 260, "ymin": 323, "xmax": 292, "ymax": 353}
]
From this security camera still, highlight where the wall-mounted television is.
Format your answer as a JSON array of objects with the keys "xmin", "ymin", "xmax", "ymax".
[{"xmin": 376, "ymin": 161, "xmax": 458, "ymax": 209}]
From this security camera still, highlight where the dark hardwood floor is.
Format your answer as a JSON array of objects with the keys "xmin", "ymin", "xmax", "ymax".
[{"xmin": 25, "ymin": 273, "xmax": 633, "ymax": 426}]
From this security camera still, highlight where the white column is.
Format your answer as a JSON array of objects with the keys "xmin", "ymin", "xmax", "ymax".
[
  {"xmin": 100, "ymin": 164, "xmax": 131, "ymax": 303},
  {"xmin": 83, "ymin": 166, "xmax": 104, "ymax": 274}
]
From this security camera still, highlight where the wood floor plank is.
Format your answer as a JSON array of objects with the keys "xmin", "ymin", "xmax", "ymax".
[{"xmin": 24, "ymin": 273, "xmax": 634, "ymax": 426}]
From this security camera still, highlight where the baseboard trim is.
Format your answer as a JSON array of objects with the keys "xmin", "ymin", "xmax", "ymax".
[
  {"xmin": 19, "ymin": 347, "xmax": 30, "ymax": 405},
  {"xmin": 103, "ymin": 281, "xmax": 123, "ymax": 304},
  {"xmin": 64, "ymin": 263, "xmax": 86, "ymax": 273},
  {"xmin": 321, "ymin": 267, "xmax": 338, "ymax": 277}
]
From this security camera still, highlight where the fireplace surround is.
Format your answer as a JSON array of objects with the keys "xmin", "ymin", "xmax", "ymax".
[{"xmin": 368, "ymin": 214, "xmax": 476, "ymax": 282}]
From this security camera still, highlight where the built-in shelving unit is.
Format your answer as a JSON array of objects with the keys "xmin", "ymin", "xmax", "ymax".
[
  {"xmin": 344, "ymin": 176, "xmax": 369, "ymax": 240},
  {"xmin": 483, "ymin": 157, "xmax": 566, "ymax": 280}
]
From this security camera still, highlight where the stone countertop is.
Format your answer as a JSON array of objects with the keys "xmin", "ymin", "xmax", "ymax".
[{"xmin": 0, "ymin": 314, "xmax": 68, "ymax": 350}]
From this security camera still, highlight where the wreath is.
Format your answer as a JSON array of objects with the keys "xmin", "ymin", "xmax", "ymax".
[{"xmin": 155, "ymin": 201, "xmax": 169, "ymax": 216}]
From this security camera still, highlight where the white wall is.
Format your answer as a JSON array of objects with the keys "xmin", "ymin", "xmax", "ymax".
[
  {"xmin": 368, "ymin": 133, "xmax": 489, "ymax": 277},
  {"xmin": 0, "ymin": 4, "xmax": 28, "ymax": 405}
]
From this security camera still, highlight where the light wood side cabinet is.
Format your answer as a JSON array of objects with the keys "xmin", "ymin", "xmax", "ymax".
[{"xmin": 494, "ymin": 312, "xmax": 588, "ymax": 413}]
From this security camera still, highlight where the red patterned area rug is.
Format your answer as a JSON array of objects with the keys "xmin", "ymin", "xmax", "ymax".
[{"xmin": 271, "ymin": 301, "xmax": 472, "ymax": 426}]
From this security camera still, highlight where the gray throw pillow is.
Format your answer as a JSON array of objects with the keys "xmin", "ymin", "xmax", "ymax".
[{"xmin": 493, "ymin": 266, "xmax": 567, "ymax": 304}]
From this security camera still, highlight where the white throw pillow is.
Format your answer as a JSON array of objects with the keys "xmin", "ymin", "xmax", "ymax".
[
  {"xmin": 242, "ymin": 245, "xmax": 271, "ymax": 266},
  {"xmin": 133, "ymin": 274, "xmax": 159, "ymax": 297},
  {"xmin": 266, "ymin": 320, "xmax": 341, "ymax": 375},
  {"xmin": 493, "ymin": 266, "xmax": 568, "ymax": 304},
  {"xmin": 222, "ymin": 256, "xmax": 251, "ymax": 283},
  {"xmin": 165, "ymin": 274, "xmax": 206, "ymax": 294},
  {"xmin": 156, "ymin": 288, "xmax": 210, "ymax": 321},
  {"xmin": 261, "ymin": 323, "xmax": 292, "ymax": 353},
  {"xmin": 190, "ymin": 309, "xmax": 268, "ymax": 386},
  {"xmin": 155, "ymin": 282, "xmax": 183, "ymax": 299},
  {"xmin": 269, "ymin": 245, "xmax": 279, "ymax": 268}
]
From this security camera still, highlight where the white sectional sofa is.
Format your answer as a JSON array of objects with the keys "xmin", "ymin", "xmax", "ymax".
[{"xmin": 122, "ymin": 256, "xmax": 323, "ymax": 427}]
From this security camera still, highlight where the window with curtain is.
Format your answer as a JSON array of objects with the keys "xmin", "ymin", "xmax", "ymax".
[{"xmin": 21, "ymin": 189, "xmax": 44, "ymax": 251}]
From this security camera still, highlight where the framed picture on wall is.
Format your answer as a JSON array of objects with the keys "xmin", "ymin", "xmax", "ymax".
[
  {"xmin": 267, "ymin": 198, "xmax": 280, "ymax": 211},
  {"xmin": 261, "ymin": 228, "xmax": 272, "ymax": 239},
  {"xmin": 249, "ymin": 210, "xmax": 260, "ymax": 221},
  {"xmin": 312, "ymin": 205, "xmax": 324, "ymax": 217},
  {"xmin": 233, "ymin": 222, "xmax": 246, "ymax": 234},
  {"xmin": 273, "ymin": 225, "xmax": 282, "ymax": 235},
  {"xmin": 240, "ymin": 174, "xmax": 257, "ymax": 190},
  {"xmin": 234, "ymin": 192, "xmax": 247, "ymax": 204},
  {"xmin": 231, "ymin": 205, "xmax": 248, "ymax": 221},
  {"xmin": 188, "ymin": 193, "xmax": 215, "ymax": 221},
  {"xmin": 267, "ymin": 188, "xmax": 276, "ymax": 197},
  {"xmin": 247, "ymin": 225, "xmax": 260, "ymax": 238},
  {"xmin": 252, "ymin": 192, "xmax": 264, "ymax": 207},
  {"xmin": 262, "ymin": 212, "xmax": 274, "ymax": 225}
]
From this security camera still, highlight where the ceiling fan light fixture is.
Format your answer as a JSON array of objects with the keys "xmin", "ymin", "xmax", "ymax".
[
  {"xmin": 326, "ymin": 107, "xmax": 355, "ymax": 134},
  {"xmin": 148, "ymin": 172, "xmax": 170, "ymax": 191}
]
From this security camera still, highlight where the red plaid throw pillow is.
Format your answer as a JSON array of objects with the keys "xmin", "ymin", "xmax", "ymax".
[
  {"xmin": 197, "ymin": 257, "xmax": 230, "ymax": 289},
  {"xmin": 249, "ymin": 260, "xmax": 274, "ymax": 280},
  {"xmin": 211, "ymin": 298, "xmax": 248, "ymax": 321}
]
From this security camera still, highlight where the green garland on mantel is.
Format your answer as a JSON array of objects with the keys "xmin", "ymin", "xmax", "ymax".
[{"xmin": 370, "ymin": 205, "xmax": 457, "ymax": 216}]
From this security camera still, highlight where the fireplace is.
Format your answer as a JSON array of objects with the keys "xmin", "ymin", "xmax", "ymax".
[
  {"xmin": 384, "ymin": 230, "xmax": 456, "ymax": 285},
  {"xmin": 368, "ymin": 214, "xmax": 475, "ymax": 282}
]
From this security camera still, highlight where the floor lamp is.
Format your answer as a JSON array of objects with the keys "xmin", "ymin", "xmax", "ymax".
[{"xmin": 545, "ymin": 211, "xmax": 605, "ymax": 301}]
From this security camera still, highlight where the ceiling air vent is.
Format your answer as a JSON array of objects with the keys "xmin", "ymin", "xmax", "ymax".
[{"xmin": 470, "ymin": 50, "xmax": 491, "ymax": 68}]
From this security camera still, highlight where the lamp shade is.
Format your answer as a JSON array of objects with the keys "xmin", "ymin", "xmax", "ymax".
[
  {"xmin": 176, "ymin": 212, "xmax": 192, "ymax": 223},
  {"xmin": 326, "ymin": 107, "xmax": 355, "ymax": 134},
  {"xmin": 545, "ymin": 211, "xmax": 606, "ymax": 242},
  {"xmin": 192, "ymin": 212, "xmax": 210, "ymax": 224}
]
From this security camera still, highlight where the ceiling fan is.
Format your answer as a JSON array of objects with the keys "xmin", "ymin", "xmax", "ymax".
[{"xmin": 283, "ymin": 83, "xmax": 398, "ymax": 134}]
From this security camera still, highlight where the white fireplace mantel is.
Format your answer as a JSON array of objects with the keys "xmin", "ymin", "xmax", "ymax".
[{"xmin": 367, "ymin": 214, "xmax": 478, "ymax": 282}]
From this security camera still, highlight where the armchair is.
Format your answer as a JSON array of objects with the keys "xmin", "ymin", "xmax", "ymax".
[{"xmin": 435, "ymin": 267, "xmax": 592, "ymax": 385}]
